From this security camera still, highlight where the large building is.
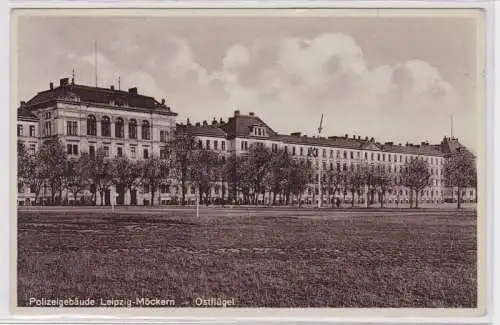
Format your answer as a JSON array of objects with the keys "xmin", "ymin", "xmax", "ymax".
[{"xmin": 16, "ymin": 77, "xmax": 477, "ymax": 206}]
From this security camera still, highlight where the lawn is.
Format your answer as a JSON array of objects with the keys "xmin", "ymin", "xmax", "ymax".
[{"xmin": 17, "ymin": 207, "xmax": 477, "ymax": 307}]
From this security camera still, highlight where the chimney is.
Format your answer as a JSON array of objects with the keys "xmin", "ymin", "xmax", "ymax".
[
  {"xmin": 249, "ymin": 112, "xmax": 255, "ymax": 116},
  {"xmin": 128, "ymin": 87, "xmax": 138, "ymax": 95},
  {"xmin": 352, "ymin": 134, "xmax": 356, "ymax": 139},
  {"xmin": 49, "ymin": 82, "xmax": 54, "ymax": 90},
  {"xmin": 20, "ymin": 101, "xmax": 26, "ymax": 107},
  {"xmin": 234, "ymin": 110, "xmax": 240, "ymax": 117},
  {"xmin": 212, "ymin": 118, "xmax": 217, "ymax": 125},
  {"xmin": 161, "ymin": 99, "xmax": 165, "ymax": 105},
  {"xmin": 110, "ymin": 85, "xmax": 115, "ymax": 90},
  {"xmin": 291, "ymin": 132, "xmax": 301, "ymax": 137},
  {"xmin": 59, "ymin": 78, "xmax": 69, "ymax": 87},
  {"xmin": 370, "ymin": 137, "xmax": 375, "ymax": 142},
  {"xmin": 203, "ymin": 120, "xmax": 208, "ymax": 126},
  {"xmin": 344, "ymin": 134, "xmax": 348, "ymax": 138},
  {"xmin": 365, "ymin": 136, "xmax": 368, "ymax": 141},
  {"xmin": 195, "ymin": 122, "xmax": 201, "ymax": 127},
  {"xmin": 219, "ymin": 118, "xmax": 224, "ymax": 124}
]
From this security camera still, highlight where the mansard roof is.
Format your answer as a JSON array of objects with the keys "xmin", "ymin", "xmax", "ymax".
[
  {"xmin": 24, "ymin": 78, "xmax": 177, "ymax": 116},
  {"xmin": 17, "ymin": 105, "xmax": 38, "ymax": 121},
  {"xmin": 221, "ymin": 112, "xmax": 279, "ymax": 138}
]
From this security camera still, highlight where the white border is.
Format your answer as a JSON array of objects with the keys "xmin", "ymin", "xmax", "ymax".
[{"xmin": 1, "ymin": 1, "xmax": 496, "ymax": 324}]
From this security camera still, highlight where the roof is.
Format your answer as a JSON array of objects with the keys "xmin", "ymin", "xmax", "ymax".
[
  {"xmin": 221, "ymin": 114, "xmax": 279, "ymax": 137},
  {"xmin": 17, "ymin": 106, "xmax": 38, "ymax": 121},
  {"xmin": 280, "ymin": 134, "xmax": 366, "ymax": 150},
  {"xmin": 24, "ymin": 79, "xmax": 177, "ymax": 116},
  {"xmin": 181, "ymin": 124, "xmax": 227, "ymax": 138}
]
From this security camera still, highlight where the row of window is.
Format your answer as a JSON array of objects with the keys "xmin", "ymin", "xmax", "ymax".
[
  {"xmin": 68, "ymin": 144, "xmax": 150, "ymax": 159},
  {"xmin": 17, "ymin": 125, "xmax": 36, "ymax": 137},
  {"xmin": 86, "ymin": 116, "xmax": 158, "ymax": 140},
  {"xmin": 240, "ymin": 140, "xmax": 443, "ymax": 165},
  {"xmin": 198, "ymin": 139, "xmax": 226, "ymax": 151}
]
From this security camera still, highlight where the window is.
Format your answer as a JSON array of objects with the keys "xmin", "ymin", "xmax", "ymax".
[
  {"xmin": 323, "ymin": 149, "xmax": 326, "ymax": 158},
  {"xmin": 470, "ymin": 190, "xmax": 474, "ymax": 196},
  {"xmin": 160, "ymin": 130, "xmax": 167, "ymax": 143},
  {"xmin": 382, "ymin": 154, "xmax": 385, "ymax": 162},
  {"xmin": 115, "ymin": 117, "xmax": 124, "ymax": 138},
  {"xmin": 198, "ymin": 140, "xmax": 203, "ymax": 149},
  {"xmin": 141, "ymin": 120, "xmax": 150, "ymax": 140},
  {"xmin": 117, "ymin": 147, "xmax": 123, "ymax": 157},
  {"xmin": 66, "ymin": 121, "xmax": 78, "ymax": 136},
  {"xmin": 89, "ymin": 145, "xmax": 95, "ymax": 157},
  {"xmin": 364, "ymin": 152, "xmax": 368, "ymax": 160},
  {"xmin": 337, "ymin": 162, "xmax": 341, "ymax": 171},
  {"xmin": 357, "ymin": 152, "xmax": 360, "ymax": 159},
  {"xmin": 17, "ymin": 125, "xmax": 23, "ymax": 136},
  {"xmin": 87, "ymin": 115, "xmax": 97, "ymax": 135},
  {"xmin": 272, "ymin": 143, "xmax": 278, "ymax": 152},
  {"xmin": 130, "ymin": 146, "xmax": 136, "ymax": 158},
  {"xmin": 343, "ymin": 163, "xmax": 347, "ymax": 171},
  {"xmin": 400, "ymin": 155, "xmax": 403, "ymax": 162},
  {"xmin": 29, "ymin": 144, "xmax": 35, "ymax": 155},
  {"xmin": 300, "ymin": 147, "xmax": 304, "ymax": 156},
  {"xmin": 67, "ymin": 144, "xmax": 78, "ymax": 155},
  {"xmin": 222, "ymin": 141, "xmax": 226, "ymax": 151},
  {"xmin": 330, "ymin": 150, "xmax": 333, "ymax": 158},
  {"xmin": 343, "ymin": 151, "xmax": 347, "ymax": 159},
  {"xmin": 129, "ymin": 119, "xmax": 137, "ymax": 139},
  {"xmin": 29, "ymin": 126, "xmax": 35, "ymax": 137},
  {"xmin": 143, "ymin": 148, "xmax": 149, "ymax": 159},
  {"xmin": 371, "ymin": 153, "xmax": 374, "ymax": 161},
  {"xmin": 214, "ymin": 140, "xmax": 218, "ymax": 150},
  {"xmin": 292, "ymin": 147, "xmax": 296, "ymax": 155},
  {"xmin": 101, "ymin": 116, "xmax": 111, "ymax": 137},
  {"xmin": 388, "ymin": 154, "xmax": 391, "ymax": 162},
  {"xmin": 103, "ymin": 146, "xmax": 109, "ymax": 157},
  {"xmin": 206, "ymin": 140, "xmax": 210, "ymax": 150},
  {"xmin": 350, "ymin": 151, "xmax": 354, "ymax": 159}
]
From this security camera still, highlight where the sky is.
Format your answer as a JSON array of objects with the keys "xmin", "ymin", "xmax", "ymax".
[{"xmin": 15, "ymin": 11, "xmax": 482, "ymax": 152}]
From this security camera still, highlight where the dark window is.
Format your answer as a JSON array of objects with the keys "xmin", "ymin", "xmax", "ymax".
[
  {"xmin": 292, "ymin": 147, "xmax": 296, "ymax": 155},
  {"xmin": 87, "ymin": 115, "xmax": 97, "ymax": 136},
  {"xmin": 143, "ymin": 148, "xmax": 149, "ymax": 159},
  {"xmin": 141, "ymin": 120, "xmax": 150, "ymax": 140},
  {"xmin": 17, "ymin": 125, "xmax": 23, "ymax": 136},
  {"xmin": 103, "ymin": 146, "xmax": 109, "ymax": 157},
  {"xmin": 343, "ymin": 151, "xmax": 347, "ymax": 159},
  {"xmin": 222, "ymin": 141, "xmax": 226, "ymax": 150},
  {"xmin": 350, "ymin": 151, "xmax": 353, "ymax": 159},
  {"xmin": 115, "ymin": 117, "xmax": 124, "ymax": 138},
  {"xmin": 73, "ymin": 145, "xmax": 78, "ymax": 155},
  {"xmin": 89, "ymin": 145, "xmax": 95, "ymax": 157},
  {"xmin": 214, "ymin": 140, "xmax": 218, "ymax": 150},
  {"xmin": 160, "ymin": 130, "xmax": 167, "ymax": 142},
  {"xmin": 323, "ymin": 149, "xmax": 326, "ymax": 158},
  {"xmin": 117, "ymin": 147, "xmax": 123, "ymax": 157},
  {"xmin": 206, "ymin": 140, "xmax": 210, "ymax": 149},
  {"xmin": 300, "ymin": 147, "xmax": 303, "ymax": 156},
  {"xmin": 67, "ymin": 121, "xmax": 78, "ymax": 136},
  {"xmin": 29, "ymin": 126, "xmax": 35, "ymax": 137},
  {"xmin": 67, "ymin": 144, "xmax": 71, "ymax": 154},
  {"xmin": 101, "ymin": 116, "xmax": 111, "ymax": 137},
  {"xmin": 198, "ymin": 140, "xmax": 203, "ymax": 148},
  {"xmin": 129, "ymin": 119, "xmax": 137, "ymax": 139}
]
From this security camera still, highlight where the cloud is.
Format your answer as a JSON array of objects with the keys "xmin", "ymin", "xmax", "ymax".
[{"xmin": 65, "ymin": 33, "xmax": 461, "ymax": 146}]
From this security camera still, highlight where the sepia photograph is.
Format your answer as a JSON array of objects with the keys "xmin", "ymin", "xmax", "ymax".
[{"xmin": 12, "ymin": 8, "xmax": 486, "ymax": 314}]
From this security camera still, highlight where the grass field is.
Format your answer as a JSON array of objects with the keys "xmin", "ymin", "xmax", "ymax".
[{"xmin": 17, "ymin": 207, "xmax": 477, "ymax": 307}]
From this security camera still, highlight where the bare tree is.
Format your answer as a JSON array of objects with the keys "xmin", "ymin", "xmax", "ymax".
[
  {"xmin": 347, "ymin": 166, "xmax": 364, "ymax": 208},
  {"xmin": 168, "ymin": 130, "xmax": 196, "ymax": 205},
  {"xmin": 140, "ymin": 155, "xmax": 168, "ymax": 206},
  {"xmin": 444, "ymin": 149, "xmax": 476, "ymax": 208},
  {"xmin": 374, "ymin": 164, "xmax": 393, "ymax": 208},
  {"xmin": 111, "ymin": 155, "xmax": 142, "ymax": 205},
  {"xmin": 401, "ymin": 158, "xmax": 431, "ymax": 208},
  {"xmin": 86, "ymin": 148, "xmax": 113, "ymax": 206},
  {"xmin": 66, "ymin": 155, "xmax": 89, "ymax": 204},
  {"xmin": 191, "ymin": 149, "xmax": 220, "ymax": 205}
]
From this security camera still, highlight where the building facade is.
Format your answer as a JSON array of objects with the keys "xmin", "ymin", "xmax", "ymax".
[{"xmin": 17, "ymin": 78, "xmax": 477, "ymax": 206}]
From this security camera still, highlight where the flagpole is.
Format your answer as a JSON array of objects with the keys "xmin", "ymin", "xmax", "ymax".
[{"xmin": 94, "ymin": 41, "xmax": 98, "ymax": 87}]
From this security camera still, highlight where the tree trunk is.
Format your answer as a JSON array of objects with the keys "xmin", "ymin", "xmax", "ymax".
[
  {"xmin": 380, "ymin": 192, "xmax": 384, "ymax": 208},
  {"xmin": 351, "ymin": 190, "xmax": 355, "ymax": 207},
  {"xmin": 181, "ymin": 175, "xmax": 186, "ymax": 206},
  {"xmin": 457, "ymin": 186, "xmax": 462, "ymax": 208},
  {"xmin": 151, "ymin": 188, "xmax": 155, "ymax": 206},
  {"xmin": 415, "ymin": 191, "xmax": 419, "ymax": 208},
  {"xmin": 409, "ymin": 188, "xmax": 413, "ymax": 208},
  {"xmin": 100, "ymin": 191, "xmax": 104, "ymax": 206}
]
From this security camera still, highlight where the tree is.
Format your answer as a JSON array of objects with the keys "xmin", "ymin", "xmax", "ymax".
[
  {"xmin": 111, "ymin": 156, "xmax": 141, "ymax": 205},
  {"xmin": 87, "ymin": 148, "xmax": 113, "ymax": 206},
  {"xmin": 289, "ymin": 158, "xmax": 311, "ymax": 207},
  {"xmin": 66, "ymin": 155, "xmax": 89, "ymax": 204},
  {"xmin": 39, "ymin": 139, "xmax": 67, "ymax": 205},
  {"xmin": 191, "ymin": 149, "xmax": 220, "ymax": 204},
  {"xmin": 401, "ymin": 158, "xmax": 431, "ymax": 208},
  {"xmin": 246, "ymin": 144, "xmax": 272, "ymax": 205},
  {"xmin": 168, "ymin": 130, "xmax": 196, "ymax": 205},
  {"xmin": 374, "ymin": 164, "xmax": 393, "ymax": 208},
  {"xmin": 324, "ymin": 167, "xmax": 344, "ymax": 207},
  {"xmin": 361, "ymin": 163, "xmax": 377, "ymax": 207},
  {"xmin": 266, "ymin": 149, "xmax": 291, "ymax": 205},
  {"xmin": 140, "ymin": 155, "xmax": 168, "ymax": 206},
  {"xmin": 346, "ymin": 166, "xmax": 364, "ymax": 208},
  {"xmin": 444, "ymin": 149, "xmax": 476, "ymax": 208}
]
